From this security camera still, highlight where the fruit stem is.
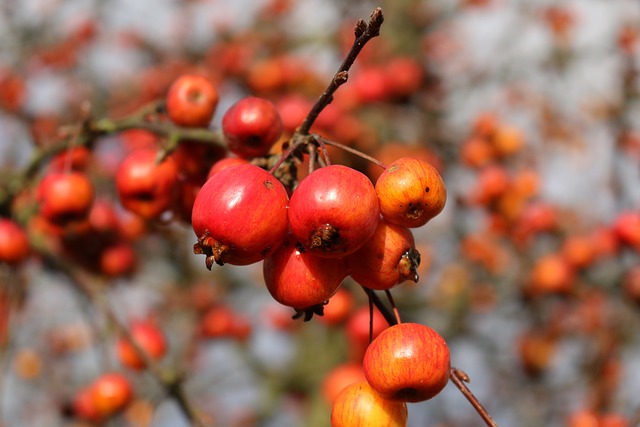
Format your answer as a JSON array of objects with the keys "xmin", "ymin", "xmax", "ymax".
[
  {"xmin": 316, "ymin": 135, "xmax": 387, "ymax": 170},
  {"xmin": 362, "ymin": 287, "xmax": 398, "ymax": 327},
  {"xmin": 449, "ymin": 368, "xmax": 499, "ymax": 427},
  {"xmin": 296, "ymin": 7, "xmax": 384, "ymax": 136},
  {"xmin": 384, "ymin": 289, "xmax": 402, "ymax": 324}
]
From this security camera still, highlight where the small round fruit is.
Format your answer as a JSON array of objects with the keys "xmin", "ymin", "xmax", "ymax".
[
  {"xmin": 363, "ymin": 322, "xmax": 450, "ymax": 402},
  {"xmin": 38, "ymin": 171, "xmax": 94, "ymax": 226},
  {"xmin": 288, "ymin": 165, "xmax": 380, "ymax": 258},
  {"xmin": 322, "ymin": 362, "xmax": 366, "ymax": 404},
  {"xmin": 331, "ymin": 381, "xmax": 407, "ymax": 427},
  {"xmin": 117, "ymin": 322, "xmax": 167, "ymax": 370},
  {"xmin": 192, "ymin": 163, "xmax": 288, "ymax": 266},
  {"xmin": 116, "ymin": 149, "xmax": 179, "ymax": 220},
  {"xmin": 91, "ymin": 372, "xmax": 133, "ymax": 418},
  {"xmin": 263, "ymin": 236, "xmax": 348, "ymax": 310},
  {"xmin": 222, "ymin": 96, "xmax": 283, "ymax": 158},
  {"xmin": 375, "ymin": 157, "xmax": 446, "ymax": 228},
  {"xmin": 206, "ymin": 156, "xmax": 249, "ymax": 180},
  {"xmin": 166, "ymin": 74, "xmax": 219, "ymax": 128},
  {"xmin": 347, "ymin": 219, "xmax": 420, "ymax": 290},
  {"xmin": 0, "ymin": 219, "xmax": 30, "ymax": 265}
]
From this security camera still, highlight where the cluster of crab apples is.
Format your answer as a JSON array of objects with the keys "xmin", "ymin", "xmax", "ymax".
[{"xmin": 162, "ymin": 75, "xmax": 452, "ymax": 425}]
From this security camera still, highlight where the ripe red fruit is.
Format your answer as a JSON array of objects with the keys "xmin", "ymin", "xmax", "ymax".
[
  {"xmin": 116, "ymin": 149, "xmax": 179, "ymax": 219},
  {"xmin": 170, "ymin": 140, "xmax": 227, "ymax": 182},
  {"xmin": 347, "ymin": 219, "xmax": 420, "ymax": 290},
  {"xmin": 375, "ymin": 157, "xmax": 446, "ymax": 228},
  {"xmin": 263, "ymin": 236, "xmax": 348, "ymax": 310},
  {"xmin": 613, "ymin": 211, "xmax": 640, "ymax": 249},
  {"xmin": 116, "ymin": 322, "xmax": 167, "ymax": 370},
  {"xmin": 222, "ymin": 96, "xmax": 283, "ymax": 158},
  {"xmin": 346, "ymin": 305, "xmax": 389, "ymax": 362},
  {"xmin": 72, "ymin": 385, "xmax": 101, "ymax": 422},
  {"xmin": 0, "ymin": 219, "xmax": 30, "ymax": 265},
  {"xmin": 192, "ymin": 163, "xmax": 289, "ymax": 266},
  {"xmin": 330, "ymin": 381, "xmax": 407, "ymax": 427},
  {"xmin": 100, "ymin": 242, "xmax": 136, "ymax": 277},
  {"xmin": 206, "ymin": 156, "xmax": 249, "ymax": 180},
  {"xmin": 91, "ymin": 372, "xmax": 133, "ymax": 418},
  {"xmin": 37, "ymin": 171, "xmax": 94, "ymax": 226},
  {"xmin": 288, "ymin": 165, "xmax": 380, "ymax": 258},
  {"xmin": 317, "ymin": 287, "xmax": 354, "ymax": 326},
  {"xmin": 321, "ymin": 362, "xmax": 366, "ymax": 404},
  {"xmin": 363, "ymin": 322, "xmax": 450, "ymax": 402},
  {"xmin": 166, "ymin": 74, "xmax": 219, "ymax": 128}
]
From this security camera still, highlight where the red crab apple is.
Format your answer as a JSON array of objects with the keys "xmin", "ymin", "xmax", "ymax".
[
  {"xmin": 192, "ymin": 163, "xmax": 289, "ymax": 266},
  {"xmin": 116, "ymin": 322, "xmax": 167, "ymax": 370},
  {"xmin": 222, "ymin": 96, "xmax": 283, "ymax": 158},
  {"xmin": 0, "ymin": 219, "xmax": 30, "ymax": 265},
  {"xmin": 331, "ymin": 381, "xmax": 407, "ymax": 427},
  {"xmin": 37, "ymin": 171, "xmax": 94, "ymax": 226},
  {"xmin": 91, "ymin": 372, "xmax": 133, "ymax": 418},
  {"xmin": 115, "ymin": 149, "xmax": 179, "ymax": 219},
  {"xmin": 288, "ymin": 165, "xmax": 380, "ymax": 258},
  {"xmin": 263, "ymin": 235, "xmax": 348, "ymax": 310},
  {"xmin": 363, "ymin": 322, "xmax": 450, "ymax": 402},
  {"xmin": 375, "ymin": 157, "xmax": 446, "ymax": 228},
  {"xmin": 166, "ymin": 74, "xmax": 219, "ymax": 128}
]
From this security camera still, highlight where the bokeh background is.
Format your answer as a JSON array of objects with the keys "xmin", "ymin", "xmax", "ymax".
[{"xmin": 1, "ymin": 0, "xmax": 640, "ymax": 426}]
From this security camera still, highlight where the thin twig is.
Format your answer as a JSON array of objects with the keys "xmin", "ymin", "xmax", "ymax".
[
  {"xmin": 362, "ymin": 287, "xmax": 398, "ymax": 327},
  {"xmin": 297, "ymin": 7, "xmax": 384, "ymax": 135},
  {"xmin": 449, "ymin": 368, "xmax": 499, "ymax": 427},
  {"xmin": 316, "ymin": 135, "xmax": 387, "ymax": 170},
  {"xmin": 31, "ymin": 239, "xmax": 208, "ymax": 427}
]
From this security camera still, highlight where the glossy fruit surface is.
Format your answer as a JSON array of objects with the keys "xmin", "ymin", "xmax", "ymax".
[
  {"xmin": 38, "ymin": 171, "xmax": 94, "ymax": 226},
  {"xmin": 117, "ymin": 322, "xmax": 167, "ymax": 370},
  {"xmin": 263, "ymin": 236, "xmax": 348, "ymax": 310},
  {"xmin": 116, "ymin": 149, "xmax": 179, "ymax": 219},
  {"xmin": 347, "ymin": 219, "xmax": 420, "ymax": 290},
  {"xmin": 288, "ymin": 165, "xmax": 380, "ymax": 258},
  {"xmin": 166, "ymin": 74, "xmax": 219, "ymax": 127},
  {"xmin": 330, "ymin": 381, "xmax": 407, "ymax": 427},
  {"xmin": 375, "ymin": 157, "xmax": 446, "ymax": 228},
  {"xmin": 322, "ymin": 362, "xmax": 366, "ymax": 404},
  {"xmin": 222, "ymin": 96, "xmax": 283, "ymax": 158},
  {"xmin": 0, "ymin": 219, "xmax": 30, "ymax": 265},
  {"xmin": 363, "ymin": 322, "xmax": 450, "ymax": 402},
  {"xmin": 192, "ymin": 163, "xmax": 288, "ymax": 266},
  {"xmin": 91, "ymin": 372, "xmax": 133, "ymax": 418}
]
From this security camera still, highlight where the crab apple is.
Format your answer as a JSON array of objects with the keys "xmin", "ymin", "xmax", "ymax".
[
  {"xmin": 166, "ymin": 74, "xmax": 219, "ymax": 128},
  {"xmin": 363, "ymin": 322, "xmax": 450, "ymax": 402},
  {"xmin": 0, "ymin": 219, "xmax": 30, "ymax": 265},
  {"xmin": 346, "ymin": 306, "xmax": 389, "ymax": 362},
  {"xmin": 330, "ymin": 381, "xmax": 407, "ymax": 427},
  {"xmin": 99, "ymin": 242, "xmax": 136, "ymax": 278},
  {"xmin": 91, "ymin": 372, "xmax": 133, "ymax": 418},
  {"xmin": 317, "ymin": 287, "xmax": 354, "ymax": 326},
  {"xmin": 116, "ymin": 149, "xmax": 179, "ymax": 220},
  {"xmin": 206, "ymin": 156, "xmax": 249, "ymax": 180},
  {"xmin": 116, "ymin": 322, "xmax": 167, "ymax": 370},
  {"xmin": 72, "ymin": 386, "xmax": 101, "ymax": 422},
  {"xmin": 192, "ymin": 163, "xmax": 288, "ymax": 267},
  {"xmin": 288, "ymin": 165, "xmax": 380, "ymax": 258},
  {"xmin": 375, "ymin": 157, "xmax": 446, "ymax": 228},
  {"xmin": 322, "ymin": 362, "xmax": 366, "ymax": 404},
  {"xmin": 263, "ymin": 236, "xmax": 348, "ymax": 310},
  {"xmin": 222, "ymin": 96, "xmax": 283, "ymax": 158},
  {"xmin": 347, "ymin": 219, "xmax": 420, "ymax": 290},
  {"xmin": 37, "ymin": 171, "xmax": 94, "ymax": 226}
]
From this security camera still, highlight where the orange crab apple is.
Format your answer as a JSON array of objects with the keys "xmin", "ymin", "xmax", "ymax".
[
  {"xmin": 363, "ymin": 322, "xmax": 450, "ymax": 402},
  {"xmin": 375, "ymin": 157, "xmax": 446, "ymax": 228},
  {"xmin": 330, "ymin": 381, "xmax": 407, "ymax": 427}
]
